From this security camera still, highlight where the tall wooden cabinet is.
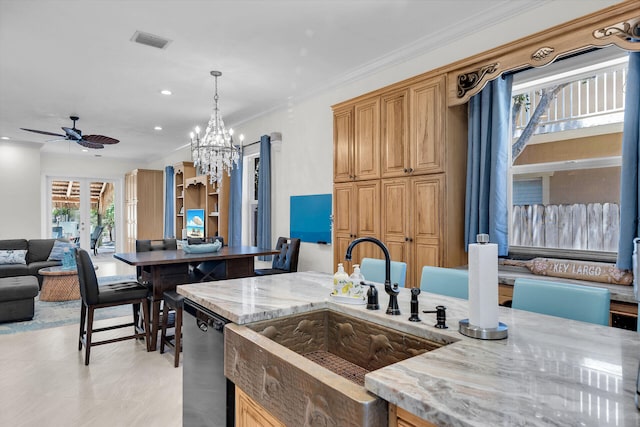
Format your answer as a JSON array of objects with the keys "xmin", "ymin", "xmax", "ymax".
[
  {"xmin": 333, "ymin": 74, "xmax": 467, "ymax": 286},
  {"xmin": 124, "ymin": 169, "xmax": 164, "ymax": 252}
]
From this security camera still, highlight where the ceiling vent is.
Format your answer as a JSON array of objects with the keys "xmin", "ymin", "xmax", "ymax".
[{"xmin": 130, "ymin": 31, "xmax": 172, "ymax": 49}]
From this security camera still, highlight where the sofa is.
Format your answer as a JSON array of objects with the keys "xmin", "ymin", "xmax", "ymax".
[
  {"xmin": 0, "ymin": 239, "xmax": 64, "ymax": 288},
  {"xmin": 0, "ymin": 238, "xmax": 68, "ymax": 323}
]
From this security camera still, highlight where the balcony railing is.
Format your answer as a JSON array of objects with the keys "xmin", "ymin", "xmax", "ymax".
[{"xmin": 513, "ymin": 63, "xmax": 628, "ymax": 137}]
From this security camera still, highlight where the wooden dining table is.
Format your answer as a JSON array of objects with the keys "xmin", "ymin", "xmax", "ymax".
[{"xmin": 113, "ymin": 245, "xmax": 279, "ymax": 349}]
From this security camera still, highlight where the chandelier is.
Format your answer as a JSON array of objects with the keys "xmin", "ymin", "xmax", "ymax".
[{"xmin": 190, "ymin": 71, "xmax": 240, "ymax": 184}]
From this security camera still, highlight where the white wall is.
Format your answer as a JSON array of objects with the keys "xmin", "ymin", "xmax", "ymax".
[
  {"xmin": 4, "ymin": 0, "xmax": 618, "ymax": 266},
  {"xmin": 0, "ymin": 142, "xmax": 42, "ymax": 239}
]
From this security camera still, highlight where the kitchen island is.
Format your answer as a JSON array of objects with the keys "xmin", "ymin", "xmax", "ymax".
[{"xmin": 177, "ymin": 271, "xmax": 640, "ymax": 426}]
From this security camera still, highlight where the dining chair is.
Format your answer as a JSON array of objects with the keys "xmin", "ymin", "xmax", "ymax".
[
  {"xmin": 75, "ymin": 248, "xmax": 151, "ymax": 365},
  {"xmin": 255, "ymin": 237, "xmax": 301, "ymax": 276},
  {"xmin": 512, "ymin": 278, "xmax": 610, "ymax": 325},
  {"xmin": 160, "ymin": 290, "xmax": 183, "ymax": 367},
  {"xmin": 419, "ymin": 266, "xmax": 469, "ymax": 299},
  {"xmin": 359, "ymin": 258, "xmax": 407, "ymax": 288},
  {"xmin": 90, "ymin": 225, "xmax": 104, "ymax": 255},
  {"xmin": 189, "ymin": 236, "xmax": 226, "ymax": 282},
  {"xmin": 135, "ymin": 238, "xmax": 178, "ymax": 285}
]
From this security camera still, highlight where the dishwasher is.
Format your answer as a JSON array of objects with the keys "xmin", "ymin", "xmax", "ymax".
[{"xmin": 183, "ymin": 299, "xmax": 235, "ymax": 427}]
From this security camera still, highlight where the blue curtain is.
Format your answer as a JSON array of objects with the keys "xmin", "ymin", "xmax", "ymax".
[
  {"xmin": 257, "ymin": 135, "xmax": 271, "ymax": 260},
  {"xmin": 229, "ymin": 144, "xmax": 244, "ymax": 247},
  {"xmin": 164, "ymin": 165, "xmax": 174, "ymax": 238},
  {"xmin": 617, "ymin": 51, "xmax": 640, "ymax": 270},
  {"xmin": 464, "ymin": 75, "xmax": 513, "ymax": 256}
]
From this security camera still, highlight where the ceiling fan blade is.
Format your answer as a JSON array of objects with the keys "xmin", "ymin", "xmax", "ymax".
[
  {"xmin": 83, "ymin": 134, "xmax": 119, "ymax": 144},
  {"xmin": 76, "ymin": 139, "xmax": 104, "ymax": 149},
  {"xmin": 20, "ymin": 128, "xmax": 67, "ymax": 138}
]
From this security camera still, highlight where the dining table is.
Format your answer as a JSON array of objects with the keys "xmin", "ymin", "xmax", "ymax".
[{"xmin": 113, "ymin": 245, "xmax": 280, "ymax": 349}]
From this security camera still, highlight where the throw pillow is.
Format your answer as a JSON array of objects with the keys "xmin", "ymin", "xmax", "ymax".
[
  {"xmin": 48, "ymin": 240, "xmax": 76, "ymax": 261},
  {"xmin": 0, "ymin": 249, "xmax": 27, "ymax": 265}
]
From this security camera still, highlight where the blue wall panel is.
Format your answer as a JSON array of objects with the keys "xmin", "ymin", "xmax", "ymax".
[{"xmin": 290, "ymin": 194, "xmax": 332, "ymax": 244}]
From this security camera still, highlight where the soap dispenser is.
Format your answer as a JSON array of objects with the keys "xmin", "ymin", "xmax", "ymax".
[
  {"xmin": 349, "ymin": 264, "xmax": 365, "ymax": 298},
  {"xmin": 332, "ymin": 263, "xmax": 349, "ymax": 295}
]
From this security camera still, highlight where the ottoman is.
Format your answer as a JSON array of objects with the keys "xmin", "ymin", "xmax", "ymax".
[{"xmin": 0, "ymin": 276, "xmax": 40, "ymax": 322}]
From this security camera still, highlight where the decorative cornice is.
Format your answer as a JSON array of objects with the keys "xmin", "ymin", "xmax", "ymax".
[
  {"xmin": 593, "ymin": 19, "xmax": 640, "ymax": 42},
  {"xmin": 531, "ymin": 46, "xmax": 555, "ymax": 62},
  {"xmin": 456, "ymin": 63, "xmax": 499, "ymax": 98}
]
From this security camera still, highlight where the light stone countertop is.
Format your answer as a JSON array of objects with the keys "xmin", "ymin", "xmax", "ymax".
[{"xmin": 177, "ymin": 271, "xmax": 640, "ymax": 427}]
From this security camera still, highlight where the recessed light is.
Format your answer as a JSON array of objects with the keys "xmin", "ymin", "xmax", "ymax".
[
  {"xmin": 81, "ymin": 149, "xmax": 88, "ymax": 152},
  {"xmin": 160, "ymin": 89, "xmax": 172, "ymax": 95},
  {"xmin": 154, "ymin": 126, "xmax": 163, "ymax": 131},
  {"xmin": 1, "ymin": 136, "xmax": 9, "ymax": 140}
]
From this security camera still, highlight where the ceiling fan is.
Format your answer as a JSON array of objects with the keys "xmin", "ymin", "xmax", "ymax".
[{"xmin": 20, "ymin": 115, "xmax": 119, "ymax": 149}]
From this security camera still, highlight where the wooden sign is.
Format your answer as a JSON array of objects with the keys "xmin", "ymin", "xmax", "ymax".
[{"xmin": 502, "ymin": 258, "xmax": 633, "ymax": 285}]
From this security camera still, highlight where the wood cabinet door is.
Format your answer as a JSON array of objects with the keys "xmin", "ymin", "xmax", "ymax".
[
  {"xmin": 381, "ymin": 89, "xmax": 409, "ymax": 178},
  {"xmin": 411, "ymin": 175, "xmax": 443, "ymax": 281},
  {"xmin": 333, "ymin": 106, "xmax": 354, "ymax": 182},
  {"xmin": 354, "ymin": 98, "xmax": 380, "ymax": 180},
  {"xmin": 381, "ymin": 178, "xmax": 410, "ymax": 276},
  {"xmin": 355, "ymin": 180, "xmax": 380, "ymax": 239},
  {"xmin": 409, "ymin": 76, "xmax": 445, "ymax": 175},
  {"xmin": 390, "ymin": 404, "xmax": 438, "ymax": 427},
  {"xmin": 236, "ymin": 387, "xmax": 285, "ymax": 427},
  {"xmin": 333, "ymin": 182, "xmax": 356, "ymax": 271}
]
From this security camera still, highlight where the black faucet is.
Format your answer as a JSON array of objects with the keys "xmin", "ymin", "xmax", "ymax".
[{"xmin": 345, "ymin": 237, "xmax": 400, "ymax": 315}]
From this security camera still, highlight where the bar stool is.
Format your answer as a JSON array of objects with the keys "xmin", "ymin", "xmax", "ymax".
[{"xmin": 160, "ymin": 290, "xmax": 184, "ymax": 367}]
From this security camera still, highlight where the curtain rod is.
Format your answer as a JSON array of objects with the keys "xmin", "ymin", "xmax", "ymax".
[{"xmin": 241, "ymin": 140, "xmax": 260, "ymax": 148}]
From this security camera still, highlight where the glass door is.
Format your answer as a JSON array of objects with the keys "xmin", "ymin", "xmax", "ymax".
[{"xmin": 48, "ymin": 177, "xmax": 117, "ymax": 255}]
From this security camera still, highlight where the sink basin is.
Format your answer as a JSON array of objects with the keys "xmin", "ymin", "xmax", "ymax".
[{"xmin": 225, "ymin": 309, "xmax": 444, "ymax": 427}]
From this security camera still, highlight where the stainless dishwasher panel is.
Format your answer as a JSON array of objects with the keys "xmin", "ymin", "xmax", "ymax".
[{"xmin": 183, "ymin": 299, "xmax": 234, "ymax": 427}]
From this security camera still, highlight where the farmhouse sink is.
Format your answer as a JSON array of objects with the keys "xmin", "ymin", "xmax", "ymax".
[{"xmin": 225, "ymin": 309, "xmax": 444, "ymax": 427}]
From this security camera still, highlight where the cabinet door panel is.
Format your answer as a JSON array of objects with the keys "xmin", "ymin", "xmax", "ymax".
[
  {"xmin": 354, "ymin": 98, "xmax": 380, "ymax": 180},
  {"xmin": 414, "ymin": 243, "xmax": 440, "ymax": 275},
  {"xmin": 355, "ymin": 181, "xmax": 380, "ymax": 237},
  {"xmin": 334, "ymin": 107, "xmax": 354, "ymax": 182},
  {"xmin": 412, "ymin": 176, "xmax": 442, "ymax": 241},
  {"xmin": 333, "ymin": 183, "xmax": 354, "ymax": 235},
  {"xmin": 381, "ymin": 179, "xmax": 408, "ymax": 238},
  {"xmin": 381, "ymin": 90, "xmax": 408, "ymax": 178},
  {"xmin": 410, "ymin": 77, "xmax": 444, "ymax": 175}
]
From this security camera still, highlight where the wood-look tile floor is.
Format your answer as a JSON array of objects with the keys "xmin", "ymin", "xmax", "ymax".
[{"xmin": 0, "ymin": 256, "xmax": 182, "ymax": 427}]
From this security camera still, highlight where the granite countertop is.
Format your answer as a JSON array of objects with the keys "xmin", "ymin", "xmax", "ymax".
[{"xmin": 177, "ymin": 272, "xmax": 640, "ymax": 427}]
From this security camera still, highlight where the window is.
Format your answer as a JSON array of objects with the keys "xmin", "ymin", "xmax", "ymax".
[{"xmin": 509, "ymin": 47, "xmax": 628, "ymax": 256}]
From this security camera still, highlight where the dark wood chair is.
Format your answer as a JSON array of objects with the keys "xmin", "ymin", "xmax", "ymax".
[
  {"xmin": 135, "ymin": 238, "xmax": 178, "ymax": 285},
  {"xmin": 189, "ymin": 236, "xmax": 226, "ymax": 282},
  {"xmin": 160, "ymin": 290, "xmax": 183, "ymax": 367},
  {"xmin": 255, "ymin": 237, "xmax": 301, "ymax": 276},
  {"xmin": 75, "ymin": 248, "xmax": 151, "ymax": 365}
]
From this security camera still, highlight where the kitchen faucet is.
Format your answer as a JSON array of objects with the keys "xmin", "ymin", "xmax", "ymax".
[{"xmin": 345, "ymin": 237, "xmax": 400, "ymax": 315}]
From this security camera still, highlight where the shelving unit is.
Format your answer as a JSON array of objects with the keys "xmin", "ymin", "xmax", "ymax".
[
  {"xmin": 174, "ymin": 161, "xmax": 196, "ymax": 239},
  {"xmin": 174, "ymin": 161, "xmax": 229, "ymax": 241}
]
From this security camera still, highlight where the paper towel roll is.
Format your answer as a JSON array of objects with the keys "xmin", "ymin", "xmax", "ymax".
[{"xmin": 468, "ymin": 240, "xmax": 499, "ymax": 329}]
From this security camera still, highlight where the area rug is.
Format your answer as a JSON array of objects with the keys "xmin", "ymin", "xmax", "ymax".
[{"xmin": 0, "ymin": 275, "xmax": 137, "ymax": 335}]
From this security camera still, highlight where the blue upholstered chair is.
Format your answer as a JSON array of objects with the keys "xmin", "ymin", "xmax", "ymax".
[
  {"xmin": 359, "ymin": 258, "xmax": 407, "ymax": 288},
  {"xmin": 419, "ymin": 266, "xmax": 469, "ymax": 299},
  {"xmin": 512, "ymin": 278, "xmax": 610, "ymax": 326}
]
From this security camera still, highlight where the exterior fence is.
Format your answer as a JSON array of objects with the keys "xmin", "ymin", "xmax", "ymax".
[{"xmin": 511, "ymin": 203, "xmax": 619, "ymax": 251}]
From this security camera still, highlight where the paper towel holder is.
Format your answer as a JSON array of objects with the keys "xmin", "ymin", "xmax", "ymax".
[
  {"xmin": 459, "ymin": 233, "xmax": 508, "ymax": 340},
  {"xmin": 458, "ymin": 319, "xmax": 508, "ymax": 340}
]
